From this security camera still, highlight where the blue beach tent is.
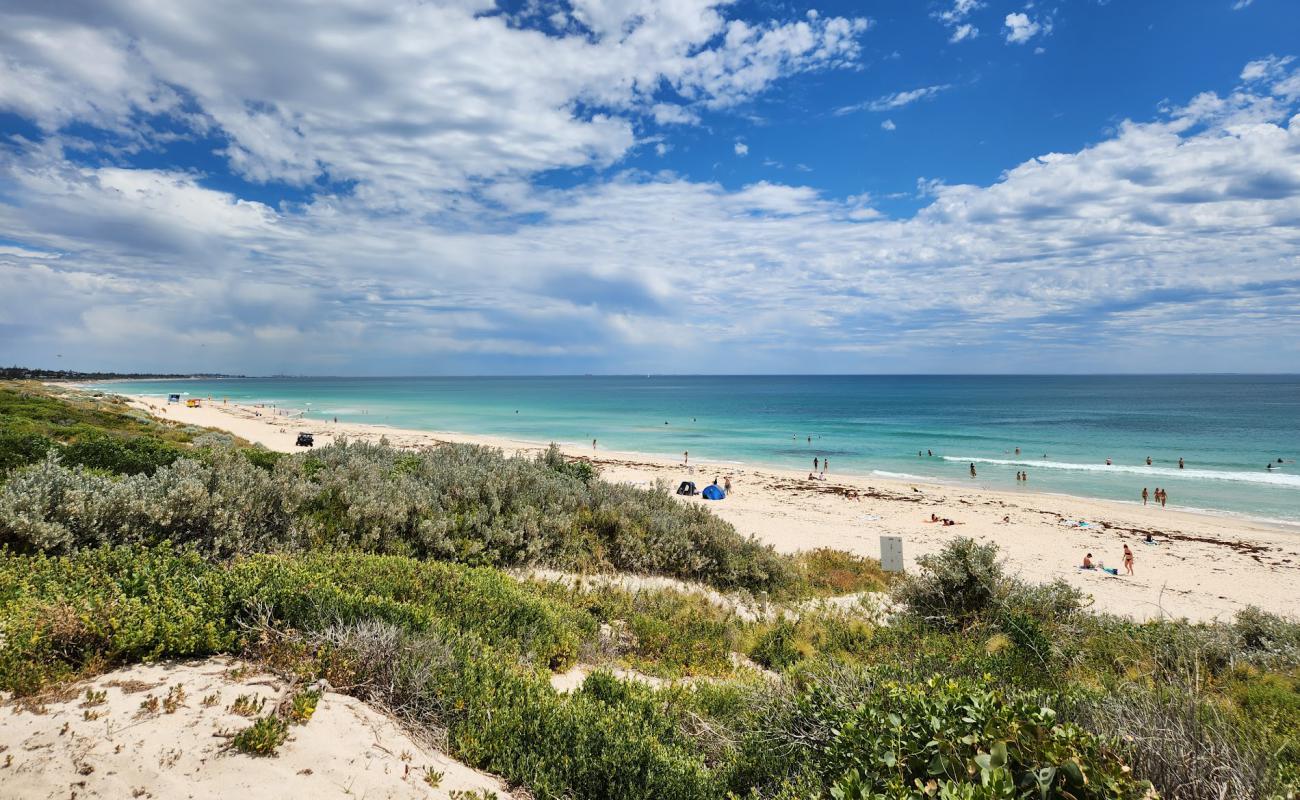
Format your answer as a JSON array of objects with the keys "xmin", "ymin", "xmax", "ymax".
[{"xmin": 701, "ymin": 484, "xmax": 725, "ymax": 500}]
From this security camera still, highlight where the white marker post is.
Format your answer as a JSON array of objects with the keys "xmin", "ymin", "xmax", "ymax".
[{"xmin": 880, "ymin": 535, "xmax": 904, "ymax": 573}]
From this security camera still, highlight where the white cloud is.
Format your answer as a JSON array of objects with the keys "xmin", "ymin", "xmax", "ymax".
[
  {"xmin": 1241, "ymin": 55, "xmax": 1295, "ymax": 83},
  {"xmin": 734, "ymin": 141, "xmax": 750, "ymax": 156},
  {"xmin": 949, "ymin": 24, "xmax": 979, "ymax": 43},
  {"xmin": 1, "ymin": 16, "xmax": 1299, "ymax": 374},
  {"xmin": 0, "ymin": 0, "xmax": 869, "ymax": 202},
  {"xmin": 1232, "ymin": 0, "xmax": 1254, "ymax": 9},
  {"xmin": 881, "ymin": 119, "xmax": 897, "ymax": 131},
  {"xmin": 1004, "ymin": 12, "xmax": 1049, "ymax": 44}
]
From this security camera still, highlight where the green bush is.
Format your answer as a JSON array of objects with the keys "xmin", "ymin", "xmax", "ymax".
[
  {"xmin": 891, "ymin": 538, "xmax": 1005, "ymax": 628},
  {"xmin": 779, "ymin": 671, "xmax": 1147, "ymax": 799},
  {"xmin": 0, "ymin": 439, "xmax": 792, "ymax": 593}
]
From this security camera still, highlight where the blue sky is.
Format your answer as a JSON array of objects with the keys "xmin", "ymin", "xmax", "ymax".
[{"xmin": 1, "ymin": 0, "xmax": 1299, "ymax": 374}]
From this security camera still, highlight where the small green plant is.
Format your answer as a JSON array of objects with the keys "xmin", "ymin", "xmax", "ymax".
[
  {"xmin": 228, "ymin": 694, "xmax": 265, "ymax": 717},
  {"xmin": 448, "ymin": 791, "xmax": 497, "ymax": 800},
  {"xmin": 232, "ymin": 714, "xmax": 289, "ymax": 756},
  {"xmin": 136, "ymin": 694, "xmax": 159, "ymax": 717},
  {"xmin": 423, "ymin": 767, "xmax": 444, "ymax": 788},
  {"xmin": 80, "ymin": 688, "xmax": 107, "ymax": 707},
  {"xmin": 163, "ymin": 683, "xmax": 186, "ymax": 713},
  {"xmin": 201, "ymin": 692, "xmax": 220, "ymax": 707},
  {"xmin": 289, "ymin": 688, "xmax": 320, "ymax": 724},
  {"xmin": 83, "ymin": 709, "xmax": 102, "ymax": 721}
]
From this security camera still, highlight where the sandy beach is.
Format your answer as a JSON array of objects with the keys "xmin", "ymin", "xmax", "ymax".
[{"xmin": 118, "ymin": 392, "xmax": 1300, "ymax": 624}]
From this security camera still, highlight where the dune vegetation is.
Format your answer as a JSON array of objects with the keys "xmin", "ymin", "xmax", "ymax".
[{"xmin": 1, "ymin": 383, "xmax": 1297, "ymax": 799}]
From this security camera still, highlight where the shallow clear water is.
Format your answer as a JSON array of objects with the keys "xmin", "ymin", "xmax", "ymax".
[{"xmin": 94, "ymin": 375, "xmax": 1300, "ymax": 524}]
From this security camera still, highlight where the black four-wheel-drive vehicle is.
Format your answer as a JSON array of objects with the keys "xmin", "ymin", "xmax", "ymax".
[{"xmin": 295, "ymin": 432, "xmax": 314, "ymax": 447}]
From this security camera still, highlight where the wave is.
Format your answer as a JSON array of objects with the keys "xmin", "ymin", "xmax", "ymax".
[
  {"xmin": 871, "ymin": 470, "xmax": 934, "ymax": 481},
  {"xmin": 942, "ymin": 456, "xmax": 1300, "ymax": 488}
]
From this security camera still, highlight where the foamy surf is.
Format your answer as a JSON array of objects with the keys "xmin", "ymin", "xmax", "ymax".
[{"xmin": 943, "ymin": 456, "xmax": 1300, "ymax": 488}]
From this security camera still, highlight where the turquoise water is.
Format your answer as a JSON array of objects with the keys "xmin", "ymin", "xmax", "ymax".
[{"xmin": 94, "ymin": 376, "xmax": 1300, "ymax": 524}]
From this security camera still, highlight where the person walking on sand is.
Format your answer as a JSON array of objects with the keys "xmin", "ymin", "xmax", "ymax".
[
  {"xmin": 683, "ymin": 451, "xmax": 689, "ymax": 466},
  {"xmin": 1142, "ymin": 487, "xmax": 1149, "ymax": 505},
  {"xmin": 593, "ymin": 438, "xmax": 597, "ymax": 450},
  {"xmin": 1160, "ymin": 488, "xmax": 1168, "ymax": 508},
  {"xmin": 1123, "ymin": 544, "xmax": 1135, "ymax": 575}
]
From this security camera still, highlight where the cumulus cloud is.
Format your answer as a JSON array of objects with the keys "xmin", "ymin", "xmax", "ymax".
[
  {"xmin": 1004, "ymin": 12, "xmax": 1049, "ymax": 44},
  {"xmin": 1232, "ymin": 0, "xmax": 1253, "ymax": 8},
  {"xmin": 935, "ymin": 0, "xmax": 981, "ymax": 42},
  {"xmin": 881, "ymin": 119, "xmax": 897, "ymax": 131},
  {"xmin": 1, "ymin": 5, "xmax": 1299, "ymax": 373},
  {"xmin": 0, "ymin": 0, "xmax": 868, "ymax": 202},
  {"xmin": 734, "ymin": 141, "xmax": 750, "ymax": 156}
]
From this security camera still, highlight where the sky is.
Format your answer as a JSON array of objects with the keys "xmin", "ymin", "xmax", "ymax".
[{"xmin": 1, "ymin": 0, "xmax": 1299, "ymax": 375}]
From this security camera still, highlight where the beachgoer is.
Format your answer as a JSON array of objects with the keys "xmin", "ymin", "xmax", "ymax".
[
  {"xmin": 928, "ymin": 449, "xmax": 933, "ymax": 457},
  {"xmin": 724, "ymin": 476, "xmax": 732, "ymax": 493},
  {"xmin": 1160, "ymin": 488, "xmax": 1167, "ymax": 508},
  {"xmin": 1144, "ymin": 532, "xmax": 1154, "ymax": 544},
  {"xmin": 1015, "ymin": 447, "xmax": 1020, "ymax": 455},
  {"xmin": 1105, "ymin": 458, "xmax": 1112, "ymax": 466},
  {"xmin": 970, "ymin": 463, "xmax": 976, "ymax": 477},
  {"xmin": 823, "ymin": 458, "xmax": 829, "ymax": 474},
  {"xmin": 1002, "ymin": 514, "xmax": 1010, "ymax": 523},
  {"xmin": 1178, "ymin": 458, "xmax": 1184, "ymax": 469},
  {"xmin": 929, "ymin": 513, "xmax": 940, "ymax": 522},
  {"xmin": 1082, "ymin": 553, "xmax": 1094, "ymax": 569},
  {"xmin": 814, "ymin": 457, "xmax": 819, "ymax": 472},
  {"xmin": 1146, "ymin": 456, "xmax": 1152, "ymax": 465},
  {"xmin": 1123, "ymin": 544, "xmax": 1134, "ymax": 575},
  {"xmin": 712, "ymin": 477, "xmax": 719, "ymax": 486},
  {"xmin": 1022, "ymin": 471, "xmax": 1028, "ymax": 481},
  {"xmin": 593, "ymin": 438, "xmax": 597, "ymax": 449},
  {"xmin": 1142, "ymin": 487, "xmax": 1149, "ymax": 505},
  {"xmin": 1267, "ymin": 462, "xmax": 1275, "ymax": 471},
  {"xmin": 683, "ymin": 451, "xmax": 689, "ymax": 465}
]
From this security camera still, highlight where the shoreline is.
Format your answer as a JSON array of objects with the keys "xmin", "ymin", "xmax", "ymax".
[{"xmin": 92, "ymin": 387, "xmax": 1300, "ymax": 623}]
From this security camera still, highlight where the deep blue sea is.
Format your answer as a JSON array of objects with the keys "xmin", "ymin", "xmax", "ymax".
[{"xmin": 94, "ymin": 376, "xmax": 1300, "ymax": 524}]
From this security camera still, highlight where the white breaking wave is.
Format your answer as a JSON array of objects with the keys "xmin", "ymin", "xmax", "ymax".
[
  {"xmin": 942, "ymin": 456, "xmax": 1300, "ymax": 488},
  {"xmin": 871, "ymin": 470, "xmax": 934, "ymax": 481}
]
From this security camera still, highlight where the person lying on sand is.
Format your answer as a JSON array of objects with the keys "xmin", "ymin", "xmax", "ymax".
[
  {"xmin": 925, "ymin": 513, "xmax": 941, "ymax": 522},
  {"xmin": 942, "ymin": 518, "xmax": 962, "ymax": 526}
]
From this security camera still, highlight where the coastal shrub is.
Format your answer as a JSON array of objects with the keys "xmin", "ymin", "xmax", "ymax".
[
  {"xmin": 0, "ymin": 430, "xmax": 56, "ymax": 473},
  {"xmin": 748, "ymin": 666, "xmax": 1147, "ymax": 799},
  {"xmin": 891, "ymin": 538, "xmax": 1005, "ymax": 628},
  {"xmin": 60, "ymin": 432, "xmax": 182, "ymax": 475},
  {"xmin": 791, "ymin": 547, "xmax": 889, "ymax": 596},
  {"xmin": 0, "ymin": 439, "xmax": 792, "ymax": 593},
  {"xmin": 0, "ymin": 545, "xmax": 587, "ymax": 692}
]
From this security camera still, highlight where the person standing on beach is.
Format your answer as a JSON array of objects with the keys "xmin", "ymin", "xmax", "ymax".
[
  {"xmin": 683, "ymin": 451, "xmax": 689, "ymax": 466},
  {"xmin": 593, "ymin": 438, "xmax": 597, "ymax": 450},
  {"xmin": 1160, "ymin": 488, "xmax": 1168, "ymax": 508},
  {"xmin": 814, "ymin": 457, "xmax": 819, "ymax": 472},
  {"xmin": 823, "ymin": 458, "xmax": 829, "ymax": 475},
  {"xmin": 1123, "ymin": 544, "xmax": 1135, "ymax": 575},
  {"xmin": 1142, "ymin": 487, "xmax": 1149, "ymax": 505}
]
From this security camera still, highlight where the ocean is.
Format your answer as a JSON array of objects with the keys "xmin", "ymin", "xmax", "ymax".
[{"xmin": 94, "ymin": 375, "xmax": 1300, "ymax": 525}]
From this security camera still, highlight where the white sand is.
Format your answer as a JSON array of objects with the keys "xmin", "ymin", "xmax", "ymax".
[
  {"xmin": 121, "ymin": 394, "xmax": 1300, "ymax": 623},
  {"xmin": 0, "ymin": 657, "xmax": 508, "ymax": 800}
]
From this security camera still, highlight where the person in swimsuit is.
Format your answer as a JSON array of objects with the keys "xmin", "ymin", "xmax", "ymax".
[
  {"xmin": 1123, "ymin": 544, "xmax": 1134, "ymax": 575},
  {"xmin": 1082, "ymin": 553, "xmax": 1094, "ymax": 569},
  {"xmin": 970, "ymin": 463, "xmax": 976, "ymax": 477},
  {"xmin": 1142, "ymin": 487, "xmax": 1149, "ymax": 505}
]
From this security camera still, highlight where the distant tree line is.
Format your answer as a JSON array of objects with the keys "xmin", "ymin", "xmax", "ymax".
[{"xmin": 1, "ymin": 365, "xmax": 240, "ymax": 381}]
